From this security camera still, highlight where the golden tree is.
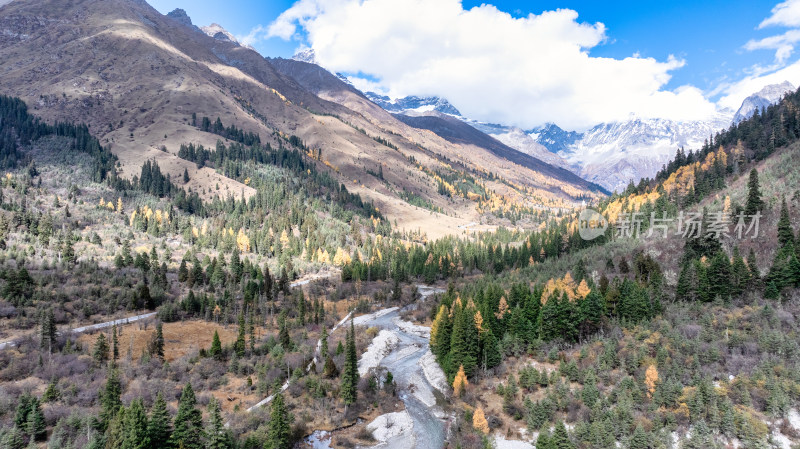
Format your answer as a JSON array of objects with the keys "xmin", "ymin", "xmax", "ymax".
[
  {"xmin": 236, "ymin": 228, "xmax": 251, "ymax": 252},
  {"xmin": 430, "ymin": 305, "xmax": 448, "ymax": 348},
  {"xmin": 495, "ymin": 296, "xmax": 509, "ymax": 319},
  {"xmin": 473, "ymin": 407, "xmax": 489, "ymax": 434},
  {"xmin": 474, "ymin": 310, "xmax": 484, "ymax": 334},
  {"xmin": 576, "ymin": 280, "xmax": 591, "ymax": 299},
  {"xmin": 645, "ymin": 365, "xmax": 659, "ymax": 398},
  {"xmin": 453, "ymin": 365, "xmax": 468, "ymax": 397}
]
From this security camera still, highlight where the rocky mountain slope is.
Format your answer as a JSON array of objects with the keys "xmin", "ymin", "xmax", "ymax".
[
  {"xmin": 732, "ymin": 81, "xmax": 795, "ymax": 124},
  {"xmin": 0, "ymin": 0, "xmax": 604, "ymax": 239}
]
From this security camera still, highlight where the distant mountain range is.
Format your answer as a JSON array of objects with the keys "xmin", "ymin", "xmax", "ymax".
[{"xmin": 346, "ymin": 70, "xmax": 796, "ymax": 192}]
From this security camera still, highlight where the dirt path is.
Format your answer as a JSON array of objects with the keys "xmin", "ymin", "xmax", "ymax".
[{"xmin": 0, "ymin": 311, "xmax": 156, "ymax": 351}]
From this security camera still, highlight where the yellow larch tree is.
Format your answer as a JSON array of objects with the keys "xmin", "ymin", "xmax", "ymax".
[
  {"xmin": 576, "ymin": 280, "xmax": 591, "ymax": 299},
  {"xmin": 236, "ymin": 228, "xmax": 251, "ymax": 252},
  {"xmin": 473, "ymin": 407, "xmax": 489, "ymax": 434},
  {"xmin": 474, "ymin": 310, "xmax": 484, "ymax": 334},
  {"xmin": 453, "ymin": 365, "xmax": 468, "ymax": 397},
  {"xmin": 645, "ymin": 365, "xmax": 659, "ymax": 398},
  {"xmin": 430, "ymin": 305, "xmax": 448, "ymax": 348},
  {"xmin": 495, "ymin": 296, "xmax": 509, "ymax": 319},
  {"xmin": 280, "ymin": 229, "xmax": 290, "ymax": 248},
  {"xmin": 332, "ymin": 247, "xmax": 352, "ymax": 266}
]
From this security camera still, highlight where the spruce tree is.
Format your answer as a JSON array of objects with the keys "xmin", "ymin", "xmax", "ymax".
[
  {"xmin": 100, "ymin": 364, "xmax": 122, "ymax": 428},
  {"xmin": 551, "ymin": 421, "xmax": 575, "ymax": 449},
  {"xmin": 42, "ymin": 380, "xmax": 60, "ymax": 403},
  {"xmin": 170, "ymin": 383, "xmax": 204, "ymax": 449},
  {"xmin": 147, "ymin": 392, "xmax": 172, "ymax": 448},
  {"xmin": 538, "ymin": 293, "xmax": 562, "ymax": 341},
  {"xmin": 480, "ymin": 327, "xmax": 501, "ymax": 370},
  {"xmin": 579, "ymin": 289, "xmax": 606, "ymax": 335},
  {"xmin": 744, "ymin": 168, "xmax": 764, "ymax": 216},
  {"xmin": 708, "ymin": 251, "xmax": 732, "ymax": 301},
  {"xmin": 628, "ymin": 424, "xmax": 649, "ymax": 449},
  {"xmin": 205, "ymin": 399, "xmax": 232, "ymax": 449},
  {"xmin": 747, "ymin": 248, "xmax": 760, "ymax": 284},
  {"xmin": 148, "ymin": 322, "xmax": 165, "ymax": 360},
  {"xmin": 209, "ymin": 330, "xmax": 222, "ymax": 359},
  {"xmin": 266, "ymin": 392, "xmax": 292, "ymax": 449},
  {"xmin": 323, "ymin": 355, "xmax": 339, "ymax": 378},
  {"xmin": 429, "ymin": 304, "xmax": 451, "ymax": 361},
  {"xmin": 730, "ymin": 247, "xmax": 750, "ymax": 296},
  {"xmin": 111, "ymin": 324, "xmax": 119, "ymax": 361},
  {"xmin": 14, "ymin": 393, "xmax": 32, "ymax": 431},
  {"xmin": 105, "ymin": 406, "xmax": 127, "ymax": 449},
  {"xmin": 341, "ymin": 320, "xmax": 358, "ymax": 405},
  {"xmin": 320, "ymin": 326, "xmax": 329, "ymax": 358},
  {"xmin": 449, "ymin": 304, "xmax": 478, "ymax": 376},
  {"xmin": 178, "ymin": 259, "xmax": 188, "ymax": 282},
  {"xmin": 121, "ymin": 399, "xmax": 149, "ymax": 449},
  {"xmin": 39, "ymin": 309, "xmax": 56, "ymax": 351},
  {"xmin": 234, "ymin": 313, "xmax": 246, "ymax": 357},
  {"xmin": 93, "ymin": 333, "xmax": 109, "ymax": 365},
  {"xmin": 777, "ymin": 198, "xmax": 795, "ymax": 250},
  {"xmin": 278, "ymin": 311, "xmax": 290, "ymax": 349},
  {"xmin": 536, "ymin": 430, "xmax": 552, "ymax": 449}
]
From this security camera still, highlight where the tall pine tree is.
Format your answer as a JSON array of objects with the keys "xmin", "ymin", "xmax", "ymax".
[
  {"xmin": 147, "ymin": 392, "xmax": 172, "ymax": 448},
  {"xmin": 266, "ymin": 393, "xmax": 292, "ymax": 449},
  {"xmin": 340, "ymin": 320, "xmax": 358, "ymax": 405},
  {"xmin": 744, "ymin": 168, "xmax": 765, "ymax": 216},
  {"xmin": 170, "ymin": 383, "xmax": 204, "ymax": 449}
]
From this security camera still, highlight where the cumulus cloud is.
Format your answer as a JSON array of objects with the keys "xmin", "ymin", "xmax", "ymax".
[
  {"xmin": 716, "ymin": 59, "xmax": 800, "ymax": 110},
  {"xmin": 747, "ymin": 0, "xmax": 800, "ymax": 63},
  {"xmin": 759, "ymin": 0, "xmax": 800, "ymax": 28},
  {"xmin": 265, "ymin": 0, "xmax": 718, "ymax": 130}
]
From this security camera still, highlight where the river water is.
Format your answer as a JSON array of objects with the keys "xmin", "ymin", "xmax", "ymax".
[{"xmin": 305, "ymin": 285, "xmax": 448, "ymax": 449}]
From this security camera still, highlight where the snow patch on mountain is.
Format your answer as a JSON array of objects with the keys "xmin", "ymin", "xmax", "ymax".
[
  {"xmin": 732, "ymin": 81, "xmax": 794, "ymax": 124},
  {"xmin": 491, "ymin": 128, "xmax": 571, "ymax": 169},
  {"xmin": 558, "ymin": 114, "xmax": 732, "ymax": 193},
  {"xmin": 201, "ymin": 23, "xmax": 238, "ymax": 44},
  {"xmin": 292, "ymin": 48, "xmax": 317, "ymax": 64},
  {"xmin": 528, "ymin": 123, "xmax": 583, "ymax": 154},
  {"xmin": 365, "ymin": 93, "xmax": 462, "ymax": 116}
]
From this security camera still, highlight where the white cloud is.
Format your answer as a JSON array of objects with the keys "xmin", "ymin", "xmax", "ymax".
[
  {"xmin": 237, "ymin": 25, "xmax": 267, "ymax": 47},
  {"xmin": 748, "ymin": 0, "xmax": 800, "ymax": 63},
  {"xmin": 717, "ymin": 59, "xmax": 800, "ymax": 110},
  {"xmin": 266, "ymin": 0, "xmax": 718, "ymax": 130},
  {"xmin": 745, "ymin": 29, "xmax": 800, "ymax": 63},
  {"xmin": 759, "ymin": 0, "xmax": 800, "ymax": 28}
]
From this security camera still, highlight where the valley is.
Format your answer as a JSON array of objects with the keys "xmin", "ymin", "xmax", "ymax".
[{"xmin": 0, "ymin": 0, "xmax": 799, "ymax": 448}]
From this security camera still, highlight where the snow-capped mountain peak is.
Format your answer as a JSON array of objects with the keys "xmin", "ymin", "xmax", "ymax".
[
  {"xmin": 733, "ymin": 81, "xmax": 794, "ymax": 124},
  {"xmin": 201, "ymin": 23, "xmax": 239, "ymax": 44},
  {"xmin": 292, "ymin": 48, "xmax": 317, "ymax": 64},
  {"xmin": 364, "ymin": 93, "xmax": 462, "ymax": 116}
]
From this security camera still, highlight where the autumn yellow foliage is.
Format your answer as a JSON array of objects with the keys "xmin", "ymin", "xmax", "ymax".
[
  {"xmin": 645, "ymin": 365, "xmax": 659, "ymax": 397},
  {"xmin": 472, "ymin": 407, "xmax": 489, "ymax": 434},
  {"xmin": 453, "ymin": 365, "xmax": 468, "ymax": 397},
  {"xmin": 431, "ymin": 305, "xmax": 448, "ymax": 348}
]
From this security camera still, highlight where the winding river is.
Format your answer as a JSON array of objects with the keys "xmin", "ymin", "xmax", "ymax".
[{"xmin": 306, "ymin": 285, "xmax": 449, "ymax": 449}]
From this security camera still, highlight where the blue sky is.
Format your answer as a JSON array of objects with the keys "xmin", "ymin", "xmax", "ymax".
[{"xmin": 148, "ymin": 0, "xmax": 800, "ymax": 130}]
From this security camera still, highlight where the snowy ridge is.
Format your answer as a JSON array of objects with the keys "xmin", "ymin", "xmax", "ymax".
[
  {"xmin": 733, "ymin": 81, "xmax": 794, "ymax": 124},
  {"xmin": 201, "ymin": 23, "xmax": 239, "ymax": 44},
  {"xmin": 365, "ymin": 93, "xmax": 462, "ymax": 116}
]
